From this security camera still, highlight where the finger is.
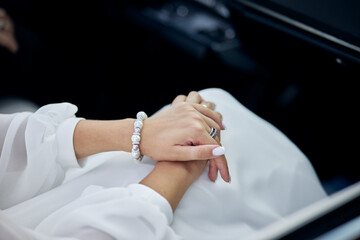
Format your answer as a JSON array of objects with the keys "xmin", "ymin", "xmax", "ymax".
[
  {"xmin": 187, "ymin": 93, "xmax": 224, "ymax": 130},
  {"xmin": 208, "ymin": 110, "xmax": 223, "ymax": 129},
  {"xmin": 206, "ymin": 130, "xmax": 229, "ymax": 183},
  {"xmin": 208, "ymin": 159, "xmax": 218, "ymax": 182},
  {"xmin": 215, "ymin": 155, "xmax": 230, "ymax": 183},
  {"xmin": 171, "ymin": 144, "xmax": 225, "ymax": 161},
  {"xmin": 201, "ymin": 100, "xmax": 216, "ymax": 111},
  {"xmin": 193, "ymin": 103, "xmax": 225, "ymax": 130},
  {"xmin": 186, "ymin": 91, "xmax": 203, "ymax": 104},
  {"xmin": 196, "ymin": 104, "xmax": 224, "ymax": 133},
  {"xmin": 172, "ymin": 95, "xmax": 186, "ymax": 105},
  {"xmin": 212, "ymin": 126, "xmax": 221, "ymax": 145},
  {"xmin": 203, "ymin": 123, "xmax": 221, "ymax": 145},
  {"xmin": 216, "ymin": 111, "xmax": 223, "ymax": 124}
]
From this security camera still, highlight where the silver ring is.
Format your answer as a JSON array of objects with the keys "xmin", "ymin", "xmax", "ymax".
[{"xmin": 209, "ymin": 127, "xmax": 217, "ymax": 139}]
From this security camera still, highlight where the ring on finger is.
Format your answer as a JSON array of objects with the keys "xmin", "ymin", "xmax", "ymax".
[
  {"xmin": 209, "ymin": 127, "xmax": 218, "ymax": 139},
  {"xmin": 201, "ymin": 101, "xmax": 216, "ymax": 111}
]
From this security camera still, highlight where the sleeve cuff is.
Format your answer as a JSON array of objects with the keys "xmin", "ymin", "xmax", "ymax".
[
  {"xmin": 56, "ymin": 117, "xmax": 84, "ymax": 169},
  {"xmin": 128, "ymin": 184, "xmax": 174, "ymax": 224}
]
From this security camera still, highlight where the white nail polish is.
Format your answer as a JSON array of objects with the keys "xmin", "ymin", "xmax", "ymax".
[{"xmin": 212, "ymin": 146, "xmax": 225, "ymax": 156}]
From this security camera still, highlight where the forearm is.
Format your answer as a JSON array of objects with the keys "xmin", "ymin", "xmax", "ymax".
[
  {"xmin": 74, "ymin": 119, "xmax": 205, "ymax": 212},
  {"xmin": 73, "ymin": 119, "xmax": 135, "ymax": 159},
  {"xmin": 72, "ymin": 91, "xmax": 229, "ymax": 182}
]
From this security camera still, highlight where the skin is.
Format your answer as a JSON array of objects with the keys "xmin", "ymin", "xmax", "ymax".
[
  {"xmin": 73, "ymin": 92, "xmax": 229, "ymax": 182},
  {"xmin": 73, "ymin": 91, "xmax": 229, "ymax": 211},
  {"xmin": 140, "ymin": 92, "xmax": 226, "ymax": 211},
  {"xmin": 140, "ymin": 160, "xmax": 208, "ymax": 212},
  {"xmin": 0, "ymin": 8, "xmax": 18, "ymax": 53}
]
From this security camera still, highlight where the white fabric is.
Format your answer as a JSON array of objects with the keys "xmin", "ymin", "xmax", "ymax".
[
  {"xmin": 0, "ymin": 89, "xmax": 327, "ymax": 239},
  {"xmin": 0, "ymin": 103, "xmax": 82, "ymax": 209}
]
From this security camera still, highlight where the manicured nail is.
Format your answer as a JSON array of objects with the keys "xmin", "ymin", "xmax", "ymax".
[{"xmin": 212, "ymin": 146, "xmax": 225, "ymax": 156}]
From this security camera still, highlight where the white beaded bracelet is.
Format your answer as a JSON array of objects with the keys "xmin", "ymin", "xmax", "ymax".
[{"xmin": 131, "ymin": 111, "xmax": 148, "ymax": 162}]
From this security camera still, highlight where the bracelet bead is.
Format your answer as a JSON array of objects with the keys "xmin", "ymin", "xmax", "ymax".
[{"xmin": 131, "ymin": 111, "xmax": 147, "ymax": 162}]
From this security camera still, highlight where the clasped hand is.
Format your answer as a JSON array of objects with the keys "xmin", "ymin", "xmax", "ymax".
[{"xmin": 140, "ymin": 91, "xmax": 230, "ymax": 183}]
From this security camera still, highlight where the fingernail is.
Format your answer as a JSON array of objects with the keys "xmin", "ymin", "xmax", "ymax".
[
  {"xmin": 212, "ymin": 146, "xmax": 225, "ymax": 156},
  {"xmin": 221, "ymin": 123, "xmax": 226, "ymax": 130},
  {"xmin": 228, "ymin": 175, "xmax": 231, "ymax": 184}
]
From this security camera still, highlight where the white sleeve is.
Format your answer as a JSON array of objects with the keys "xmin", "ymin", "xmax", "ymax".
[
  {"xmin": 0, "ymin": 184, "xmax": 181, "ymax": 240},
  {"xmin": 0, "ymin": 103, "xmax": 83, "ymax": 209},
  {"xmin": 39, "ymin": 184, "xmax": 180, "ymax": 240},
  {"xmin": 0, "ymin": 211, "xmax": 73, "ymax": 240}
]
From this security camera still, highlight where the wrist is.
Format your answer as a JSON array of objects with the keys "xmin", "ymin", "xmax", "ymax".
[
  {"xmin": 155, "ymin": 161, "xmax": 199, "ymax": 185},
  {"xmin": 140, "ymin": 162, "xmax": 194, "ymax": 211},
  {"xmin": 118, "ymin": 118, "xmax": 136, "ymax": 153}
]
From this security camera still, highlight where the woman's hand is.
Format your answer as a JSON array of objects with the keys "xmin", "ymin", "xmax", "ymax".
[
  {"xmin": 140, "ymin": 91, "xmax": 230, "ymax": 183},
  {"xmin": 140, "ymin": 91, "xmax": 228, "ymax": 212},
  {"xmin": 0, "ymin": 8, "xmax": 18, "ymax": 53},
  {"xmin": 175, "ymin": 91, "xmax": 229, "ymax": 183},
  {"xmin": 73, "ymin": 90, "xmax": 229, "ymax": 182}
]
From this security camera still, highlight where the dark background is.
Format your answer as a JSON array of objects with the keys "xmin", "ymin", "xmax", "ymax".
[{"xmin": 1, "ymin": 0, "xmax": 359, "ymax": 194}]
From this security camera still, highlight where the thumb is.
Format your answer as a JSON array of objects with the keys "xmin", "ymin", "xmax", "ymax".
[{"xmin": 172, "ymin": 145, "xmax": 225, "ymax": 161}]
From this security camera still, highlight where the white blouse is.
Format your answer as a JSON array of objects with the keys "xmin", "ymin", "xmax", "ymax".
[
  {"xmin": 0, "ymin": 88, "xmax": 327, "ymax": 240},
  {"xmin": 0, "ymin": 103, "xmax": 81, "ymax": 209}
]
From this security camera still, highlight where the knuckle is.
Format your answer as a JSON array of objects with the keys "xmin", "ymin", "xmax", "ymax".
[
  {"xmin": 182, "ymin": 106, "xmax": 201, "ymax": 120},
  {"xmin": 175, "ymin": 94, "xmax": 186, "ymax": 101},
  {"xmin": 188, "ymin": 91, "xmax": 199, "ymax": 96},
  {"xmin": 190, "ymin": 121, "xmax": 204, "ymax": 133},
  {"xmin": 190, "ymin": 112, "xmax": 202, "ymax": 122},
  {"xmin": 173, "ymin": 101, "xmax": 189, "ymax": 112},
  {"xmin": 178, "ymin": 101, "xmax": 191, "ymax": 110}
]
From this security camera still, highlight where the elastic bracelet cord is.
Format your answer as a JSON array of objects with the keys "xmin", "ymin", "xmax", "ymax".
[{"xmin": 131, "ymin": 111, "xmax": 147, "ymax": 162}]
